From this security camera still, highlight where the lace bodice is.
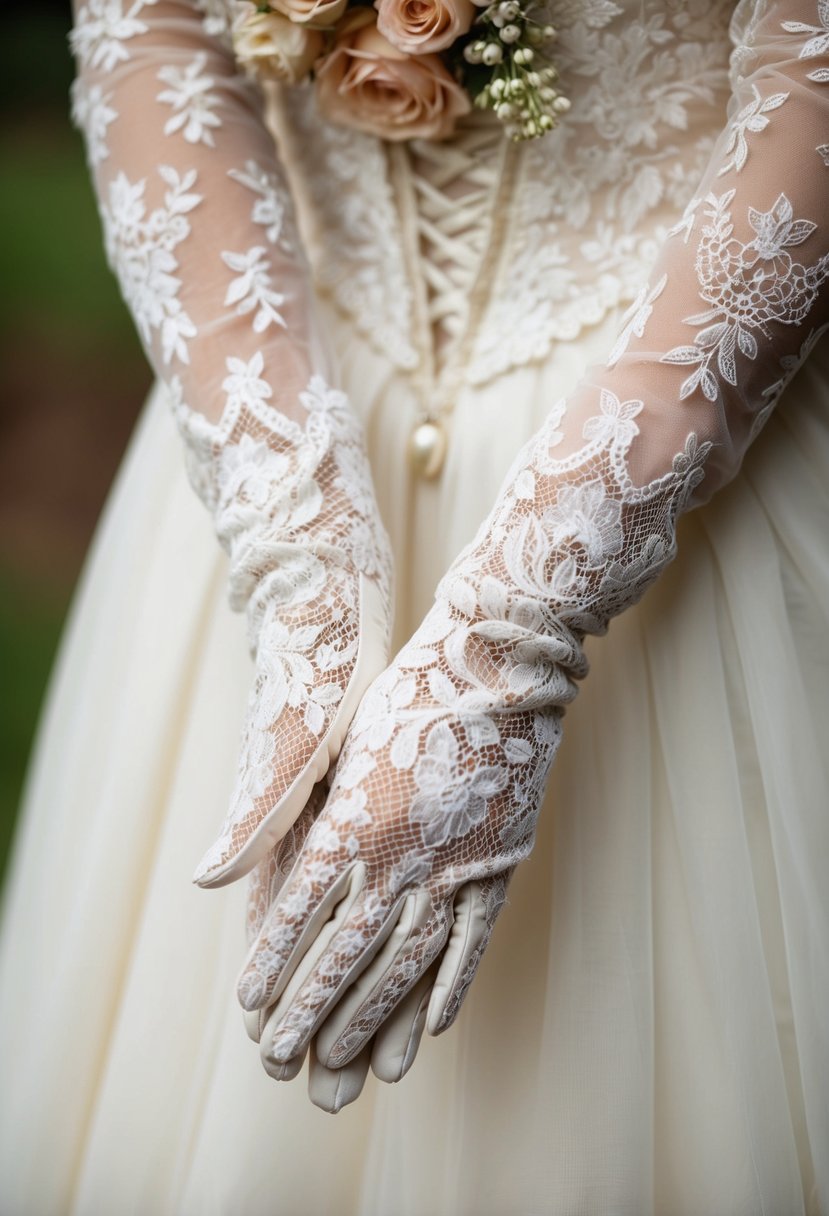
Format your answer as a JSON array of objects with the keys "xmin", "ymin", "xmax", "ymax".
[{"xmin": 266, "ymin": 0, "xmax": 737, "ymax": 404}]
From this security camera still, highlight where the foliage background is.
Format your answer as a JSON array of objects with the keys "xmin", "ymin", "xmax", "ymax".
[{"xmin": 0, "ymin": 1, "xmax": 151, "ymax": 879}]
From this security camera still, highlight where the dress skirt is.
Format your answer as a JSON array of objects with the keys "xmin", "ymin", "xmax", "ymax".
[{"xmin": 1, "ymin": 301, "xmax": 827, "ymax": 1215}]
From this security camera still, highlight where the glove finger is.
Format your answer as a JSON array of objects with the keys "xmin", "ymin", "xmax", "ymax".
[
  {"xmin": 245, "ymin": 791, "xmax": 322, "ymax": 947},
  {"xmin": 314, "ymin": 890, "xmax": 437, "ymax": 1066},
  {"xmin": 427, "ymin": 875, "xmax": 509, "ymax": 1036},
  {"xmin": 237, "ymin": 859, "xmax": 365, "ymax": 1012},
  {"xmin": 243, "ymin": 1007, "xmax": 265, "ymax": 1044},
  {"xmin": 323, "ymin": 902, "xmax": 453, "ymax": 1070},
  {"xmin": 370, "ymin": 964, "xmax": 437, "ymax": 1085},
  {"xmin": 261, "ymin": 1039, "xmax": 308, "ymax": 1083},
  {"xmin": 261, "ymin": 891, "xmax": 404, "ymax": 1066},
  {"xmin": 307, "ymin": 1039, "xmax": 372, "ymax": 1114},
  {"xmin": 193, "ymin": 573, "xmax": 389, "ymax": 889}
]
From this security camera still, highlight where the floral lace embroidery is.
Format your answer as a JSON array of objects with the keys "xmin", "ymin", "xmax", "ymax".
[
  {"xmin": 663, "ymin": 191, "xmax": 829, "ymax": 401},
  {"xmin": 221, "ymin": 248, "xmax": 289, "ymax": 333},
  {"xmin": 228, "ymin": 159, "xmax": 298, "ymax": 253},
  {"xmin": 157, "ymin": 52, "xmax": 223, "ymax": 147},
  {"xmin": 99, "ymin": 166, "xmax": 202, "ymax": 366},
  {"xmin": 69, "ymin": 0, "xmax": 153, "ymax": 71},
  {"xmin": 70, "ymin": 78, "xmax": 118, "ymax": 167},
  {"xmin": 717, "ymin": 84, "xmax": 789, "ymax": 175},
  {"xmin": 783, "ymin": 0, "xmax": 829, "ymax": 79},
  {"xmin": 171, "ymin": 371, "xmax": 394, "ymax": 884}
]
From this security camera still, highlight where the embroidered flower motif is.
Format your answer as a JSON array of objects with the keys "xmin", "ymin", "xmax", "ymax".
[
  {"xmin": 156, "ymin": 53, "xmax": 223, "ymax": 146},
  {"xmin": 217, "ymin": 434, "xmax": 291, "ymax": 511},
  {"xmin": 717, "ymin": 85, "xmax": 789, "ymax": 176},
  {"xmin": 221, "ymin": 350, "xmax": 274, "ymax": 412},
  {"xmin": 544, "ymin": 480, "xmax": 624, "ymax": 566},
  {"xmin": 228, "ymin": 160, "xmax": 297, "ymax": 252},
  {"xmin": 69, "ymin": 0, "xmax": 150, "ymax": 71},
  {"xmin": 782, "ymin": 0, "xmax": 829, "ymax": 81},
  {"xmin": 70, "ymin": 79, "xmax": 117, "ymax": 166},
  {"xmin": 606, "ymin": 275, "xmax": 668, "ymax": 366},
  {"xmin": 221, "ymin": 247, "xmax": 289, "ymax": 332},
  {"xmin": 410, "ymin": 721, "xmax": 508, "ymax": 847},
  {"xmin": 662, "ymin": 191, "xmax": 829, "ymax": 401},
  {"xmin": 99, "ymin": 166, "xmax": 201, "ymax": 366}
]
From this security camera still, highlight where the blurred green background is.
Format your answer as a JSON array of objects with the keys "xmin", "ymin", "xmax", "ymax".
[{"xmin": 0, "ymin": 3, "xmax": 151, "ymax": 879}]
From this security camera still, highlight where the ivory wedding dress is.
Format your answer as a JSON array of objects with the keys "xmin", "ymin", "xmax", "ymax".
[{"xmin": 1, "ymin": 0, "xmax": 828, "ymax": 1212}]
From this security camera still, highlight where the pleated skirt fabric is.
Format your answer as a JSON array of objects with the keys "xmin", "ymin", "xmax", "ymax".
[{"xmin": 1, "ymin": 304, "xmax": 827, "ymax": 1216}]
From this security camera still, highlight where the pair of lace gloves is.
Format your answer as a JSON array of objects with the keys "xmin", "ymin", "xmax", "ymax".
[{"xmin": 71, "ymin": 0, "xmax": 828, "ymax": 1110}]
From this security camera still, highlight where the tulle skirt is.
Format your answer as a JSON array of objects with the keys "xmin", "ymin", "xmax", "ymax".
[{"xmin": 1, "ymin": 305, "xmax": 827, "ymax": 1215}]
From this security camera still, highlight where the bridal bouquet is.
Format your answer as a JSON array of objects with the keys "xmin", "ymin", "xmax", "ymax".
[{"xmin": 230, "ymin": 0, "xmax": 570, "ymax": 142}]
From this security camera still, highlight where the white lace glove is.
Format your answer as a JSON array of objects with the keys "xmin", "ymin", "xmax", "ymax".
[
  {"xmin": 241, "ymin": 784, "xmax": 435, "ymax": 1110},
  {"xmin": 69, "ymin": 0, "xmax": 394, "ymax": 886},
  {"xmin": 234, "ymin": 0, "xmax": 829, "ymax": 1101},
  {"xmin": 179, "ymin": 377, "xmax": 392, "ymax": 886}
]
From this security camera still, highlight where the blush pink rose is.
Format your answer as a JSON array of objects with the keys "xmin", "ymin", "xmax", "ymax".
[
  {"xmin": 315, "ymin": 8, "xmax": 471, "ymax": 142},
  {"xmin": 375, "ymin": 0, "xmax": 475, "ymax": 54},
  {"xmin": 271, "ymin": 0, "xmax": 348, "ymax": 27}
]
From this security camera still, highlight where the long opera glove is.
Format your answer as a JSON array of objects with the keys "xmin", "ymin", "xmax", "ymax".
[{"xmin": 69, "ymin": 0, "xmax": 393, "ymax": 888}]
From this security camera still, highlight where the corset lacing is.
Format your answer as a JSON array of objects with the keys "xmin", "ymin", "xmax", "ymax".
[{"xmin": 407, "ymin": 113, "xmax": 507, "ymax": 372}]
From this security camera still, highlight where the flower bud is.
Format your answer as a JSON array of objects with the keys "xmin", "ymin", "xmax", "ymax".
[
  {"xmin": 553, "ymin": 95, "xmax": 571, "ymax": 112},
  {"xmin": 463, "ymin": 42, "xmax": 484, "ymax": 62},
  {"xmin": 500, "ymin": 23, "xmax": 521, "ymax": 42},
  {"xmin": 482, "ymin": 41, "xmax": 503, "ymax": 64},
  {"xmin": 496, "ymin": 100, "xmax": 516, "ymax": 119}
]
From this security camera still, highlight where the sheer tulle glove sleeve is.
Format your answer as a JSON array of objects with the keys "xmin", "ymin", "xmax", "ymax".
[
  {"xmin": 234, "ymin": 0, "xmax": 829, "ymax": 1101},
  {"xmin": 69, "ymin": 0, "xmax": 393, "ymax": 887}
]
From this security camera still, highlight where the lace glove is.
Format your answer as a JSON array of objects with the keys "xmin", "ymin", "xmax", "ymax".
[
  {"xmin": 241, "ymin": 786, "xmax": 435, "ymax": 1110},
  {"xmin": 232, "ymin": 0, "xmax": 829, "ymax": 1102},
  {"xmin": 69, "ymin": 0, "xmax": 393, "ymax": 886}
]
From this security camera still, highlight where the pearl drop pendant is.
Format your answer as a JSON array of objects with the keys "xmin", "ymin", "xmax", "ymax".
[{"xmin": 408, "ymin": 418, "xmax": 447, "ymax": 480}]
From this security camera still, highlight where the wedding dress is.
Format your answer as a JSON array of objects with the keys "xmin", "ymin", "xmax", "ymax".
[{"xmin": 1, "ymin": 0, "xmax": 828, "ymax": 1212}]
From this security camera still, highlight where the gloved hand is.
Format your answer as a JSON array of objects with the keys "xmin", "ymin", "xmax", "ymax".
[
  {"xmin": 241, "ymin": 783, "xmax": 438, "ymax": 1111},
  {"xmin": 231, "ymin": 387, "xmax": 707, "ymax": 1082}
]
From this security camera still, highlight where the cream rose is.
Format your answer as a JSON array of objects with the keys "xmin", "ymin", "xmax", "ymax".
[
  {"xmin": 375, "ymin": 0, "xmax": 475, "ymax": 54},
  {"xmin": 232, "ymin": 7, "xmax": 324, "ymax": 85},
  {"xmin": 315, "ymin": 8, "xmax": 471, "ymax": 142}
]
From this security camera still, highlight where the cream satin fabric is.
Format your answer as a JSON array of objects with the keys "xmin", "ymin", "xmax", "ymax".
[{"xmin": 0, "ymin": 297, "xmax": 826, "ymax": 1213}]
